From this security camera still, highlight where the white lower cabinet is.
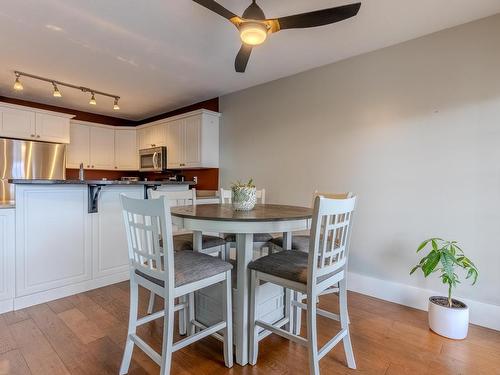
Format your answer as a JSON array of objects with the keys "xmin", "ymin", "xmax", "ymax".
[
  {"xmin": 15, "ymin": 186, "xmax": 92, "ymax": 297},
  {"xmin": 91, "ymin": 186, "xmax": 143, "ymax": 279},
  {"xmin": 0, "ymin": 209, "xmax": 15, "ymax": 312}
]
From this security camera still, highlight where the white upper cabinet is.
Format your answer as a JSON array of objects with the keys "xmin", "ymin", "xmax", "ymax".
[
  {"xmin": 90, "ymin": 126, "xmax": 115, "ymax": 170},
  {"xmin": 150, "ymin": 110, "xmax": 219, "ymax": 169},
  {"xmin": 35, "ymin": 113, "xmax": 70, "ymax": 143},
  {"xmin": 137, "ymin": 123, "xmax": 167, "ymax": 150},
  {"xmin": 115, "ymin": 129, "xmax": 138, "ymax": 170},
  {"xmin": 66, "ymin": 122, "xmax": 91, "ymax": 169},
  {"xmin": 165, "ymin": 119, "xmax": 184, "ymax": 168},
  {"xmin": 0, "ymin": 104, "xmax": 72, "ymax": 143}
]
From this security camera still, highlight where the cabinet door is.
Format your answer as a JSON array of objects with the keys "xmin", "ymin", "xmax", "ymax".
[
  {"xmin": 89, "ymin": 126, "xmax": 115, "ymax": 170},
  {"xmin": 15, "ymin": 186, "xmax": 91, "ymax": 297},
  {"xmin": 0, "ymin": 107, "xmax": 36, "ymax": 140},
  {"xmin": 184, "ymin": 116, "xmax": 201, "ymax": 167},
  {"xmin": 166, "ymin": 120, "xmax": 184, "ymax": 169},
  {"xmin": 35, "ymin": 113, "xmax": 70, "ymax": 143},
  {"xmin": 115, "ymin": 129, "xmax": 138, "ymax": 170},
  {"xmin": 66, "ymin": 123, "xmax": 90, "ymax": 169},
  {"xmin": 92, "ymin": 187, "xmax": 143, "ymax": 279},
  {"xmin": 150, "ymin": 124, "xmax": 167, "ymax": 147},
  {"xmin": 0, "ymin": 209, "xmax": 15, "ymax": 303},
  {"xmin": 137, "ymin": 127, "xmax": 151, "ymax": 150}
]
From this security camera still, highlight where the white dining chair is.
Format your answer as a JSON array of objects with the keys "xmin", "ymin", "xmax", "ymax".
[
  {"xmin": 248, "ymin": 195, "xmax": 357, "ymax": 375},
  {"xmin": 119, "ymin": 195, "xmax": 233, "ymax": 375},
  {"xmin": 267, "ymin": 191, "xmax": 353, "ymax": 334},
  {"xmin": 220, "ymin": 187, "xmax": 273, "ymax": 259},
  {"xmin": 147, "ymin": 188, "xmax": 227, "ymax": 334}
]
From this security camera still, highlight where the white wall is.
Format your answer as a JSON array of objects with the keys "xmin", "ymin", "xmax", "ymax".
[{"xmin": 220, "ymin": 14, "xmax": 500, "ymax": 328}]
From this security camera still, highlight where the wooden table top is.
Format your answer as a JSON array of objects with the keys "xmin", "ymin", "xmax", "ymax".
[{"xmin": 171, "ymin": 204, "xmax": 312, "ymax": 222}]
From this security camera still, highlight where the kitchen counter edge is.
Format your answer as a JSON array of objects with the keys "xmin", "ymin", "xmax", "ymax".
[{"xmin": 9, "ymin": 179, "xmax": 196, "ymax": 186}]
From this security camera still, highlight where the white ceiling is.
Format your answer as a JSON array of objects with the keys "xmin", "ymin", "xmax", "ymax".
[{"xmin": 0, "ymin": 0, "xmax": 499, "ymax": 120}]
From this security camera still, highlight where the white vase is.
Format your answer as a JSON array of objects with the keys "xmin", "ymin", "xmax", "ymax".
[
  {"xmin": 231, "ymin": 186, "xmax": 257, "ymax": 211},
  {"xmin": 428, "ymin": 296, "xmax": 469, "ymax": 340}
]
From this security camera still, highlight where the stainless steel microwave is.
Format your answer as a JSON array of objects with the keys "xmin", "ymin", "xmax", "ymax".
[{"xmin": 139, "ymin": 146, "xmax": 167, "ymax": 172}]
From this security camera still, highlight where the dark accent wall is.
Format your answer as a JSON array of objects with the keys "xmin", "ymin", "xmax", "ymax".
[{"xmin": 0, "ymin": 96, "xmax": 219, "ymax": 126}]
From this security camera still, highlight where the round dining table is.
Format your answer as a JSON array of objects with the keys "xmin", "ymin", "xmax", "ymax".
[{"xmin": 170, "ymin": 203, "xmax": 312, "ymax": 366}]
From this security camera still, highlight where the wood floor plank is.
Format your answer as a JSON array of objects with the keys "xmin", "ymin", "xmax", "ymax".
[
  {"xmin": 47, "ymin": 297, "xmax": 76, "ymax": 314},
  {"xmin": 8, "ymin": 319, "xmax": 70, "ymax": 375},
  {"xmin": 2, "ymin": 310, "xmax": 30, "ymax": 326},
  {"xmin": 0, "ymin": 316, "xmax": 17, "ymax": 354},
  {"xmin": 0, "ymin": 349, "xmax": 32, "ymax": 375},
  {"xmin": 58, "ymin": 308, "xmax": 106, "ymax": 345}
]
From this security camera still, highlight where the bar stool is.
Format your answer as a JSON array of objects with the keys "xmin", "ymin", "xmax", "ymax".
[
  {"xmin": 248, "ymin": 195, "xmax": 357, "ymax": 375},
  {"xmin": 147, "ymin": 188, "xmax": 227, "ymax": 335},
  {"xmin": 267, "ymin": 191, "xmax": 353, "ymax": 334},
  {"xmin": 119, "ymin": 195, "xmax": 233, "ymax": 375}
]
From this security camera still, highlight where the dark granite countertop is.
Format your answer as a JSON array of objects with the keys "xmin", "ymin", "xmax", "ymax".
[{"xmin": 9, "ymin": 179, "xmax": 195, "ymax": 186}]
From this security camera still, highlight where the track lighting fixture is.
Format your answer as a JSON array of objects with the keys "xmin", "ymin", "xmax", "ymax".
[
  {"xmin": 52, "ymin": 82, "xmax": 62, "ymax": 97},
  {"xmin": 12, "ymin": 71, "xmax": 121, "ymax": 110},
  {"xmin": 89, "ymin": 92, "xmax": 97, "ymax": 105},
  {"xmin": 13, "ymin": 73, "xmax": 23, "ymax": 91}
]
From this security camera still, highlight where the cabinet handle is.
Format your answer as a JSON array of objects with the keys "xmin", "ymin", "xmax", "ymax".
[
  {"xmin": 114, "ymin": 166, "xmax": 117, "ymax": 169},
  {"xmin": 151, "ymin": 144, "xmax": 156, "ymax": 147},
  {"xmin": 87, "ymin": 165, "xmax": 90, "ymax": 168},
  {"xmin": 91, "ymin": 165, "xmax": 95, "ymax": 168},
  {"xmin": 30, "ymin": 134, "xmax": 35, "ymax": 137},
  {"xmin": 36, "ymin": 135, "xmax": 40, "ymax": 138}
]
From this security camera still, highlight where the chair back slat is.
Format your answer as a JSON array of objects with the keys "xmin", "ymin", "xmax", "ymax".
[
  {"xmin": 219, "ymin": 188, "xmax": 266, "ymax": 204},
  {"xmin": 149, "ymin": 189, "xmax": 196, "ymax": 233},
  {"xmin": 309, "ymin": 196, "xmax": 356, "ymax": 281},
  {"xmin": 120, "ymin": 195, "xmax": 175, "ymax": 289}
]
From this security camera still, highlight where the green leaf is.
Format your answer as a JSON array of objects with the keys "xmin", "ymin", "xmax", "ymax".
[
  {"xmin": 422, "ymin": 250, "xmax": 440, "ymax": 277},
  {"xmin": 410, "ymin": 265, "xmax": 420, "ymax": 275},
  {"xmin": 417, "ymin": 239, "xmax": 431, "ymax": 252}
]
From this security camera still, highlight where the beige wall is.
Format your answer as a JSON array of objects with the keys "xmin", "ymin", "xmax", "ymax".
[{"xmin": 220, "ymin": 14, "xmax": 500, "ymax": 308}]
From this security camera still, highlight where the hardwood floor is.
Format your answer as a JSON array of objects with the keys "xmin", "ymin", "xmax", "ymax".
[{"xmin": 1, "ymin": 283, "xmax": 499, "ymax": 374}]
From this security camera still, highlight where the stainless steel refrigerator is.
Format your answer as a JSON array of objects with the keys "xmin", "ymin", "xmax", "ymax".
[{"xmin": 0, "ymin": 138, "xmax": 66, "ymax": 202}]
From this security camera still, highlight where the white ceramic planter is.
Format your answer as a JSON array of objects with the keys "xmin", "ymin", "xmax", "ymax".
[
  {"xmin": 428, "ymin": 296, "xmax": 469, "ymax": 339},
  {"xmin": 231, "ymin": 186, "xmax": 257, "ymax": 211}
]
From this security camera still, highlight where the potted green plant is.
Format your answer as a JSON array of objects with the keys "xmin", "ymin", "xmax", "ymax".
[
  {"xmin": 231, "ymin": 179, "xmax": 257, "ymax": 211},
  {"xmin": 410, "ymin": 238, "xmax": 478, "ymax": 339}
]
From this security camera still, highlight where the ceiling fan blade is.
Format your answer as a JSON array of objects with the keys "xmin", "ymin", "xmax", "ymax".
[
  {"xmin": 193, "ymin": 0, "xmax": 237, "ymax": 21},
  {"xmin": 235, "ymin": 44, "xmax": 253, "ymax": 73},
  {"xmin": 275, "ymin": 3, "xmax": 361, "ymax": 30}
]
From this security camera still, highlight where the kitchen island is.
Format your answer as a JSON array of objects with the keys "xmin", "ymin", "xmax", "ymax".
[{"xmin": 0, "ymin": 179, "xmax": 193, "ymax": 313}]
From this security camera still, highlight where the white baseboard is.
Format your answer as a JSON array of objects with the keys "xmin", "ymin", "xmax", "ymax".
[
  {"xmin": 347, "ymin": 271, "xmax": 500, "ymax": 331},
  {"xmin": 12, "ymin": 272, "xmax": 130, "ymax": 311},
  {"xmin": 0, "ymin": 299, "xmax": 14, "ymax": 315}
]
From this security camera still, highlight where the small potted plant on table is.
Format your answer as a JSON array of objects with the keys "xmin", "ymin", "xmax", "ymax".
[
  {"xmin": 410, "ymin": 238, "xmax": 478, "ymax": 339},
  {"xmin": 231, "ymin": 179, "xmax": 257, "ymax": 211}
]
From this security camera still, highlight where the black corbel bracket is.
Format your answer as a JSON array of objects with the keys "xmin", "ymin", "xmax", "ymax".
[
  {"xmin": 144, "ymin": 184, "xmax": 158, "ymax": 199},
  {"xmin": 88, "ymin": 184, "xmax": 104, "ymax": 213}
]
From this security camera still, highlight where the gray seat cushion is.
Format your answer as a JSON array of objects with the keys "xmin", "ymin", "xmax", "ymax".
[
  {"xmin": 224, "ymin": 232, "xmax": 273, "ymax": 243},
  {"xmin": 173, "ymin": 233, "xmax": 226, "ymax": 251},
  {"xmin": 135, "ymin": 251, "xmax": 232, "ymax": 287},
  {"xmin": 269, "ymin": 235, "xmax": 310, "ymax": 252},
  {"xmin": 248, "ymin": 250, "xmax": 338, "ymax": 285}
]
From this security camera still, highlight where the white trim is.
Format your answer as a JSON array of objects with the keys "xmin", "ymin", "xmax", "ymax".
[
  {"xmin": 0, "ymin": 299, "xmax": 14, "ymax": 314},
  {"xmin": 70, "ymin": 119, "xmax": 134, "ymax": 130},
  {"xmin": 0, "ymin": 101, "xmax": 75, "ymax": 118},
  {"xmin": 347, "ymin": 271, "xmax": 500, "ymax": 331},
  {"xmin": 11, "ymin": 271, "xmax": 129, "ymax": 311},
  {"xmin": 136, "ymin": 109, "xmax": 221, "ymax": 129}
]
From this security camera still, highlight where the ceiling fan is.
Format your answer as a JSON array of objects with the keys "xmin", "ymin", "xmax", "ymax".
[{"xmin": 193, "ymin": 0, "xmax": 362, "ymax": 73}]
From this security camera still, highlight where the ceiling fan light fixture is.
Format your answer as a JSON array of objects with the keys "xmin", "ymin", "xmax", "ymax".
[{"xmin": 239, "ymin": 22, "xmax": 267, "ymax": 46}]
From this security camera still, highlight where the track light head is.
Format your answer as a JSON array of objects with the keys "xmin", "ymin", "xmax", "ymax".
[
  {"xmin": 89, "ymin": 92, "xmax": 97, "ymax": 105},
  {"xmin": 52, "ymin": 82, "xmax": 62, "ymax": 97},
  {"xmin": 13, "ymin": 73, "xmax": 23, "ymax": 91},
  {"xmin": 113, "ymin": 97, "xmax": 120, "ymax": 110}
]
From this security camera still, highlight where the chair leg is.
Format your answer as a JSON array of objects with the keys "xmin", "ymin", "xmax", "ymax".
[
  {"xmin": 159, "ymin": 296, "xmax": 175, "ymax": 375},
  {"xmin": 147, "ymin": 292, "xmax": 155, "ymax": 314},
  {"xmin": 294, "ymin": 292, "xmax": 303, "ymax": 335},
  {"xmin": 187, "ymin": 292, "xmax": 195, "ymax": 336},
  {"xmin": 178, "ymin": 295, "xmax": 187, "ymax": 335},
  {"xmin": 222, "ymin": 271, "xmax": 234, "ymax": 368},
  {"xmin": 119, "ymin": 278, "xmax": 139, "ymax": 375},
  {"xmin": 248, "ymin": 271, "xmax": 259, "ymax": 365},
  {"xmin": 307, "ymin": 293, "xmax": 320, "ymax": 375},
  {"xmin": 339, "ymin": 279, "xmax": 356, "ymax": 369},
  {"xmin": 224, "ymin": 242, "xmax": 231, "ymax": 261}
]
